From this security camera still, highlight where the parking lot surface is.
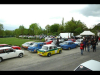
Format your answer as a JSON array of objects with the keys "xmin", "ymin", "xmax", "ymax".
[{"xmin": 0, "ymin": 43, "xmax": 100, "ymax": 71}]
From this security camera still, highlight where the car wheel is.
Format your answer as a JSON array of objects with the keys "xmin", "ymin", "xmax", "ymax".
[
  {"xmin": 58, "ymin": 50, "xmax": 62, "ymax": 54},
  {"xmin": 0, "ymin": 57, "xmax": 3, "ymax": 63},
  {"xmin": 68, "ymin": 47, "xmax": 71, "ymax": 50},
  {"xmin": 18, "ymin": 53, "xmax": 23, "ymax": 58},
  {"xmin": 47, "ymin": 53, "xmax": 51, "ymax": 57}
]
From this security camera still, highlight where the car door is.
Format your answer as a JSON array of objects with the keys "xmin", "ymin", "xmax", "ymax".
[
  {"xmin": 54, "ymin": 46, "xmax": 58, "ymax": 54},
  {"xmin": 49, "ymin": 46, "xmax": 54, "ymax": 55},
  {"xmin": 0, "ymin": 49, "xmax": 8, "ymax": 59},
  {"xmin": 5, "ymin": 49, "xmax": 17, "ymax": 59},
  {"xmin": 70, "ymin": 42, "xmax": 74, "ymax": 48}
]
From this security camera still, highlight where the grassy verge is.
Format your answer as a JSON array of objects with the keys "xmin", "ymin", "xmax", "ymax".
[{"xmin": 0, "ymin": 37, "xmax": 43, "ymax": 47}]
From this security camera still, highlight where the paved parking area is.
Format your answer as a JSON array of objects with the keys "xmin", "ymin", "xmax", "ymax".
[{"xmin": 0, "ymin": 43, "xmax": 100, "ymax": 71}]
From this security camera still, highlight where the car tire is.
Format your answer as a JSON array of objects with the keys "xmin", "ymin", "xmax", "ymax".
[
  {"xmin": 18, "ymin": 53, "xmax": 23, "ymax": 58},
  {"xmin": 58, "ymin": 50, "xmax": 62, "ymax": 54},
  {"xmin": 68, "ymin": 47, "xmax": 71, "ymax": 50},
  {"xmin": 47, "ymin": 53, "xmax": 51, "ymax": 57},
  {"xmin": 0, "ymin": 57, "xmax": 3, "ymax": 63}
]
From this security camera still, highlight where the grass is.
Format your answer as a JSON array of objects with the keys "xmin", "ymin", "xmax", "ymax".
[{"xmin": 0, "ymin": 37, "xmax": 42, "ymax": 47}]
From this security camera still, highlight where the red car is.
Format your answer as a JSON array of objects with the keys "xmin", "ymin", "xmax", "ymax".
[
  {"xmin": 68, "ymin": 39, "xmax": 76, "ymax": 42},
  {"xmin": 44, "ymin": 40, "xmax": 53, "ymax": 45},
  {"xmin": 0, "ymin": 44, "xmax": 21, "ymax": 50}
]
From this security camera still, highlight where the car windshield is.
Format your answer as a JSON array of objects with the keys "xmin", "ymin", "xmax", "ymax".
[
  {"xmin": 24, "ymin": 43, "xmax": 30, "ymax": 45},
  {"xmin": 41, "ymin": 46, "xmax": 48, "ymax": 50},
  {"xmin": 75, "ymin": 65, "xmax": 92, "ymax": 71},
  {"xmin": 30, "ymin": 43, "xmax": 37, "ymax": 47},
  {"xmin": 76, "ymin": 40, "xmax": 80, "ymax": 42},
  {"xmin": 62, "ymin": 42, "xmax": 68, "ymax": 45}
]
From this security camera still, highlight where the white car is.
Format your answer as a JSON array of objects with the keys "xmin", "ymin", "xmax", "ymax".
[
  {"xmin": 74, "ymin": 60, "xmax": 100, "ymax": 71},
  {"xmin": 22, "ymin": 41, "xmax": 35, "ymax": 49},
  {"xmin": 0, "ymin": 47, "xmax": 25, "ymax": 62},
  {"xmin": 74, "ymin": 39, "xmax": 83, "ymax": 46}
]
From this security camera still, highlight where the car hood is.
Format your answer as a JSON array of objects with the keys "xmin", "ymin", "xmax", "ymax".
[
  {"xmin": 28, "ymin": 46, "xmax": 37, "ymax": 49},
  {"xmin": 22, "ymin": 44, "xmax": 29, "ymax": 47}
]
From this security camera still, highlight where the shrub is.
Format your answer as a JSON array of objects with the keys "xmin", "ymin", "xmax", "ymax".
[{"xmin": 41, "ymin": 38, "xmax": 45, "ymax": 42}]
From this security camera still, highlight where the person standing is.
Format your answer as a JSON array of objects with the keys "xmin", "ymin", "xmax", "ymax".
[
  {"xmin": 56, "ymin": 38, "xmax": 60, "ymax": 47},
  {"xmin": 96, "ymin": 36, "xmax": 99, "ymax": 45},
  {"xmin": 80, "ymin": 41, "xmax": 84, "ymax": 55},
  {"xmin": 91, "ymin": 38, "xmax": 94, "ymax": 49},
  {"xmin": 92, "ymin": 41, "xmax": 96, "ymax": 52},
  {"xmin": 83, "ymin": 39, "xmax": 86, "ymax": 51},
  {"xmin": 86, "ymin": 40, "xmax": 91, "ymax": 52}
]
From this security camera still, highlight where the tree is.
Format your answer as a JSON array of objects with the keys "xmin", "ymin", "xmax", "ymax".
[
  {"xmin": 45, "ymin": 24, "xmax": 50, "ymax": 35},
  {"xmin": 50, "ymin": 23, "xmax": 59, "ymax": 35},
  {"xmin": 19, "ymin": 25, "xmax": 25, "ymax": 35},
  {"xmin": 0, "ymin": 23, "xmax": 4, "ymax": 36},
  {"xmin": 14, "ymin": 29, "xmax": 20, "ymax": 38}
]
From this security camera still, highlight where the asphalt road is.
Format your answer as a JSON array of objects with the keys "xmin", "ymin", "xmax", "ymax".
[{"xmin": 0, "ymin": 43, "xmax": 100, "ymax": 71}]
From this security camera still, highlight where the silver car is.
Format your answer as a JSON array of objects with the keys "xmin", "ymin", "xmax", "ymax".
[{"xmin": 74, "ymin": 60, "xmax": 100, "ymax": 71}]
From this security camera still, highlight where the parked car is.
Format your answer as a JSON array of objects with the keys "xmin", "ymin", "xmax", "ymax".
[
  {"xmin": 0, "ymin": 44, "xmax": 21, "ymax": 50},
  {"xmin": 68, "ymin": 39, "xmax": 76, "ymax": 42},
  {"xmin": 60, "ymin": 41, "xmax": 78, "ymax": 50},
  {"xmin": 28, "ymin": 42, "xmax": 46, "ymax": 53},
  {"xmin": 74, "ymin": 60, "xmax": 100, "ymax": 71},
  {"xmin": 22, "ymin": 41, "xmax": 35, "ymax": 49},
  {"xmin": 74, "ymin": 39, "xmax": 83, "ymax": 46},
  {"xmin": 44, "ymin": 40, "xmax": 53, "ymax": 45},
  {"xmin": 37, "ymin": 44, "xmax": 62, "ymax": 57},
  {"xmin": 0, "ymin": 47, "xmax": 25, "ymax": 62}
]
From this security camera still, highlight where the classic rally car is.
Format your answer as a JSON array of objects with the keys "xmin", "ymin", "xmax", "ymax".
[
  {"xmin": 74, "ymin": 60, "xmax": 100, "ymax": 71},
  {"xmin": 22, "ymin": 41, "xmax": 35, "ymax": 49},
  {"xmin": 0, "ymin": 47, "xmax": 25, "ymax": 62},
  {"xmin": 44, "ymin": 40, "xmax": 53, "ymax": 45},
  {"xmin": 0, "ymin": 44, "xmax": 21, "ymax": 50},
  {"xmin": 28, "ymin": 42, "xmax": 46, "ymax": 53},
  {"xmin": 60, "ymin": 41, "xmax": 78, "ymax": 50},
  {"xmin": 37, "ymin": 44, "xmax": 62, "ymax": 57}
]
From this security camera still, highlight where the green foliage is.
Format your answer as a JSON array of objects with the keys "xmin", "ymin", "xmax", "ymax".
[
  {"xmin": 41, "ymin": 38, "xmax": 45, "ymax": 42},
  {"xmin": 50, "ymin": 23, "xmax": 59, "ymax": 33}
]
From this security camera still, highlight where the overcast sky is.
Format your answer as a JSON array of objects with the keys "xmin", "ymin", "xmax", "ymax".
[{"xmin": 0, "ymin": 4, "xmax": 100, "ymax": 30}]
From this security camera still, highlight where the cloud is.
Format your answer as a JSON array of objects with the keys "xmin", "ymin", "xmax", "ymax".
[
  {"xmin": 78, "ymin": 4, "xmax": 100, "ymax": 17},
  {"xmin": 0, "ymin": 4, "xmax": 99, "ymax": 30}
]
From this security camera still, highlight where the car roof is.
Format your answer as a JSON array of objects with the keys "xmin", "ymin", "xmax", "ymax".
[
  {"xmin": 0, "ymin": 44, "xmax": 8, "ymax": 46},
  {"xmin": 80, "ymin": 60, "xmax": 100, "ymax": 71},
  {"xmin": 0, "ymin": 47, "xmax": 12, "ymax": 50},
  {"xmin": 43, "ymin": 44, "xmax": 56, "ymax": 47},
  {"xmin": 65, "ymin": 41, "xmax": 73, "ymax": 43},
  {"xmin": 34, "ymin": 42, "xmax": 44, "ymax": 44}
]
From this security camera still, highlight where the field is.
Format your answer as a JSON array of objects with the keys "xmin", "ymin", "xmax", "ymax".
[{"xmin": 0, "ymin": 37, "xmax": 42, "ymax": 47}]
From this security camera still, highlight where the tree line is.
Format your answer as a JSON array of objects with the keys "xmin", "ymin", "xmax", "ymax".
[{"xmin": 0, "ymin": 17, "xmax": 100, "ymax": 38}]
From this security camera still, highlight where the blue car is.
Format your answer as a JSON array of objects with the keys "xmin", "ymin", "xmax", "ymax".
[
  {"xmin": 60, "ymin": 41, "xmax": 78, "ymax": 50},
  {"xmin": 28, "ymin": 42, "xmax": 45, "ymax": 52}
]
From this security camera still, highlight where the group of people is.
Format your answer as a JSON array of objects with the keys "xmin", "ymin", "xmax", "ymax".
[{"xmin": 80, "ymin": 36, "xmax": 99, "ymax": 55}]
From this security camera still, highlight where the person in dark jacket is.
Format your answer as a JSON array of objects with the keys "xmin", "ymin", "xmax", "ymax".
[
  {"xmin": 57, "ymin": 38, "xmax": 59, "ymax": 47},
  {"xmin": 91, "ymin": 39, "xmax": 94, "ymax": 49},
  {"xmin": 96, "ymin": 36, "xmax": 99, "ymax": 45},
  {"xmin": 92, "ymin": 41, "xmax": 96, "ymax": 52},
  {"xmin": 83, "ymin": 39, "xmax": 86, "ymax": 51},
  {"xmin": 86, "ymin": 40, "xmax": 91, "ymax": 52}
]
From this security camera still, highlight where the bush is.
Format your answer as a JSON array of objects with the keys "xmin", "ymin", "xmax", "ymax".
[{"xmin": 41, "ymin": 38, "xmax": 45, "ymax": 42}]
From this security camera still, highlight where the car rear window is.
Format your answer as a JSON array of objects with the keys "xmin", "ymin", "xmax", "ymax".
[{"xmin": 75, "ymin": 65, "xmax": 92, "ymax": 71}]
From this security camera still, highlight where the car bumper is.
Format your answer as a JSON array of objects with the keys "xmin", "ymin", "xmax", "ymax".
[{"xmin": 37, "ymin": 51, "xmax": 47, "ymax": 56}]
